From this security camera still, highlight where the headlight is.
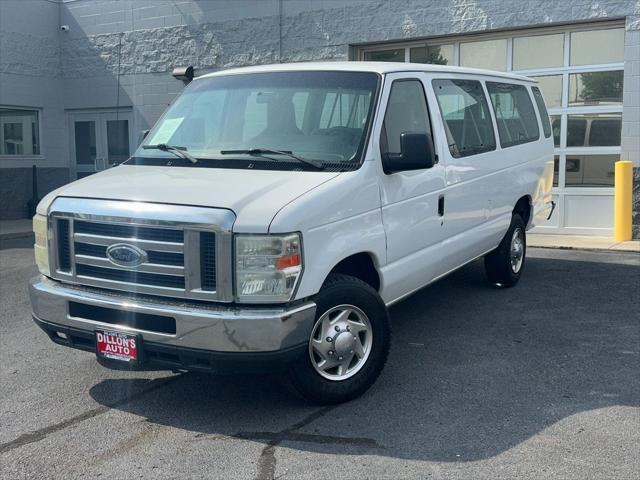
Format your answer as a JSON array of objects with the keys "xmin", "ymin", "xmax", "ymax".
[
  {"xmin": 235, "ymin": 233, "xmax": 302, "ymax": 303},
  {"xmin": 33, "ymin": 214, "xmax": 50, "ymax": 276}
]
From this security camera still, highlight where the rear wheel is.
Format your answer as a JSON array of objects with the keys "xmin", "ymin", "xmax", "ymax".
[
  {"xmin": 484, "ymin": 213, "xmax": 526, "ymax": 287},
  {"xmin": 289, "ymin": 274, "xmax": 390, "ymax": 404}
]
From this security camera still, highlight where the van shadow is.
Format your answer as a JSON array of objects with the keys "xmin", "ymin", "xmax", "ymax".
[{"xmin": 89, "ymin": 252, "xmax": 640, "ymax": 462}]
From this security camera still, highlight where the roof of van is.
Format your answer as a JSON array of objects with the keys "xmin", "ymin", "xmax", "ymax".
[{"xmin": 196, "ymin": 61, "xmax": 535, "ymax": 83}]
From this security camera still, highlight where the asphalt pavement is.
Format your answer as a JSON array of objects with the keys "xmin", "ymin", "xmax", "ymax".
[{"xmin": 1, "ymin": 237, "xmax": 638, "ymax": 480}]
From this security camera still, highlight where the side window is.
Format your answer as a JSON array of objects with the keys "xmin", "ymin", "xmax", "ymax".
[
  {"xmin": 532, "ymin": 86, "xmax": 552, "ymax": 138},
  {"xmin": 486, "ymin": 82, "xmax": 540, "ymax": 148},
  {"xmin": 432, "ymin": 79, "xmax": 495, "ymax": 157},
  {"xmin": 382, "ymin": 79, "xmax": 431, "ymax": 154}
]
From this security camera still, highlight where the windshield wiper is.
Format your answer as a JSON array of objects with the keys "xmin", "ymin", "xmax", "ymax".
[
  {"xmin": 220, "ymin": 148, "xmax": 323, "ymax": 170},
  {"xmin": 142, "ymin": 144, "xmax": 198, "ymax": 164}
]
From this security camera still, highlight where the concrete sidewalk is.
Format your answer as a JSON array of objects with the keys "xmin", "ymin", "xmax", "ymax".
[
  {"xmin": 528, "ymin": 233, "xmax": 639, "ymax": 253},
  {"xmin": 0, "ymin": 219, "xmax": 33, "ymax": 240}
]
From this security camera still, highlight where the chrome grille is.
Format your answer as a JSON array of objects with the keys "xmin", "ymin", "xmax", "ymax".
[
  {"xmin": 48, "ymin": 198, "xmax": 235, "ymax": 302},
  {"xmin": 72, "ymin": 221, "xmax": 188, "ymax": 290},
  {"xmin": 200, "ymin": 232, "xmax": 216, "ymax": 291},
  {"xmin": 56, "ymin": 219, "xmax": 72, "ymax": 272},
  {"xmin": 75, "ymin": 220, "xmax": 184, "ymax": 243}
]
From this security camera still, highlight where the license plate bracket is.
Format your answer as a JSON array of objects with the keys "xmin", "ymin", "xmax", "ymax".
[{"xmin": 95, "ymin": 330, "xmax": 140, "ymax": 363}]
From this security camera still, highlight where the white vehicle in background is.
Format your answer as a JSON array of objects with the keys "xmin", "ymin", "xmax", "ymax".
[{"xmin": 30, "ymin": 62, "xmax": 554, "ymax": 404}]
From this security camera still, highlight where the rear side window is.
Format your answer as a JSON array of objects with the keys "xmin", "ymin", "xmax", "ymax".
[
  {"xmin": 432, "ymin": 79, "xmax": 495, "ymax": 158},
  {"xmin": 531, "ymin": 86, "xmax": 552, "ymax": 138},
  {"xmin": 382, "ymin": 79, "xmax": 431, "ymax": 154},
  {"xmin": 486, "ymin": 82, "xmax": 540, "ymax": 148}
]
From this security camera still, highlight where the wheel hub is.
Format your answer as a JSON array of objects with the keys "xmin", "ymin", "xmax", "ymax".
[{"xmin": 332, "ymin": 330, "xmax": 356, "ymax": 357}]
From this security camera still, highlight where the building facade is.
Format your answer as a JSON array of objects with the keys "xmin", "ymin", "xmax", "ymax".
[{"xmin": 1, "ymin": 0, "xmax": 638, "ymax": 237}]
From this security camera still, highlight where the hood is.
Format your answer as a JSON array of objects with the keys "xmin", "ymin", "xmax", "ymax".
[{"xmin": 38, "ymin": 165, "xmax": 341, "ymax": 232}]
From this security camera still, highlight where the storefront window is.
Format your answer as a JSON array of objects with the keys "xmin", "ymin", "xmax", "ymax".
[
  {"xmin": 564, "ymin": 154, "xmax": 619, "ymax": 187},
  {"xmin": 551, "ymin": 116, "xmax": 561, "ymax": 147},
  {"xmin": 531, "ymin": 75, "xmax": 563, "ymax": 108},
  {"xmin": 364, "ymin": 49, "xmax": 405, "ymax": 62},
  {"xmin": 459, "ymin": 39, "xmax": 507, "ymax": 71},
  {"xmin": 570, "ymin": 28, "xmax": 624, "ymax": 66},
  {"xmin": 567, "ymin": 113, "xmax": 622, "ymax": 147},
  {"xmin": 0, "ymin": 108, "xmax": 40, "ymax": 155},
  {"xmin": 513, "ymin": 33, "xmax": 564, "ymax": 70},
  {"xmin": 358, "ymin": 24, "xmax": 625, "ymax": 195},
  {"xmin": 410, "ymin": 44, "xmax": 454, "ymax": 65},
  {"xmin": 568, "ymin": 70, "xmax": 623, "ymax": 106}
]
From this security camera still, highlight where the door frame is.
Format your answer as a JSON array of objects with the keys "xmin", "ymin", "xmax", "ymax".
[{"xmin": 67, "ymin": 108, "xmax": 134, "ymax": 180}]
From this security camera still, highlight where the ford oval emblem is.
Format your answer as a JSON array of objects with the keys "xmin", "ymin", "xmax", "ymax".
[{"xmin": 106, "ymin": 243, "xmax": 148, "ymax": 268}]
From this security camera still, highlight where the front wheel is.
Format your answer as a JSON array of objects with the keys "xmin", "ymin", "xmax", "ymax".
[
  {"xmin": 289, "ymin": 274, "xmax": 390, "ymax": 404},
  {"xmin": 484, "ymin": 213, "xmax": 526, "ymax": 287}
]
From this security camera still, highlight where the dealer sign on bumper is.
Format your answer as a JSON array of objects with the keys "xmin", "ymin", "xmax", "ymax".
[{"xmin": 96, "ymin": 330, "xmax": 139, "ymax": 362}]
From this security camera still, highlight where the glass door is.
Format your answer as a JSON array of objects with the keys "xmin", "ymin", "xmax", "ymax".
[{"xmin": 69, "ymin": 110, "xmax": 134, "ymax": 179}]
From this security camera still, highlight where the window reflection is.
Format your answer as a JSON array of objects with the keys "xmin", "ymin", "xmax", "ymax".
[
  {"xmin": 568, "ymin": 71, "xmax": 623, "ymax": 106},
  {"xmin": 570, "ymin": 28, "xmax": 624, "ymax": 66},
  {"xmin": 0, "ymin": 108, "xmax": 40, "ymax": 155},
  {"xmin": 531, "ymin": 75, "xmax": 562, "ymax": 108},
  {"xmin": 410, "ymin": 44, "xmax": 454, "ymax": 65},
  {"xmin": 460, "ymin": 39, "xmax": 507, "ymax": 71},
  {"xmin": 565, "ymin": 154, "xmax": 619, "ymax": 187},
  {"xmin": 364, "ymin": 49, "xmax": 405, "ymax": 62},
  {"xmin": 566, "ymin": 113, "xmax": 621, "ymax": 147},
  {"xmin": 551, "ymin": 116, "xmax": 561, "ymax": 147},
  {"xmin": 513, "ymin": 34, "xmax": 564, "ymax": 70}
]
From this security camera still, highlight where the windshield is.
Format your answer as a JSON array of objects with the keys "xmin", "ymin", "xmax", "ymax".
[{"xmin": 131, "ymin": 71, "xmax": 380, "ymax": 171}]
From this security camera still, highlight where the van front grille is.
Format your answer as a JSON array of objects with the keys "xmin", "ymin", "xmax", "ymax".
[
  {"xmin": 74, "ymin": 242, "xmax": 185, "ymax": 266},
  {"xmin": 51, "ymin": 215, "xmax": 230, "ymax": 300},
  {"xmin": 57, "ymin": 219, "xmax": 71, "ymax": 272},
  {"xmin": 200, "ymin": 232, "xmax": 216, "ymax": 291},
  {"xmin": 76, "ymin": 264, "xmax": 186, "ymax": 289},
  {"xmin": 74, "ymin": 220, "xmax": 184, "ymax": 243}
]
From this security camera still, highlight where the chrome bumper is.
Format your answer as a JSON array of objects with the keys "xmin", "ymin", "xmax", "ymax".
[{"xmin": 29, "ymin": 276, "xmax": 316, "ymax": 353}]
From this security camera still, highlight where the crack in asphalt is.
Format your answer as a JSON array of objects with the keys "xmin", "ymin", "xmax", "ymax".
[
  {"xmin": 247, "ymin": 406, "xmax": 382, "ymax": 480},
  {"xmin": 0, "ymin": 375, "xmax": 182, "ymax": 455}
]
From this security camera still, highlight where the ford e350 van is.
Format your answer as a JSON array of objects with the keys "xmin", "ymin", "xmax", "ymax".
[{"xmin": 30, "ymin": 62, "xmax": 554, "ymax": 404}]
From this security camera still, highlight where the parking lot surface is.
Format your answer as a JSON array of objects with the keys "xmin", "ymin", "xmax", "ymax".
[{"xmin": 1, "ymin": 239, "xmax": 638, "ymax": 480}]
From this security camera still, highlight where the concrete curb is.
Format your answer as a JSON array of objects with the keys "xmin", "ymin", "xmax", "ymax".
[
  {"xmin": 529, "ymin": 243, "xmax": 640, "ymax": 253},
  {"xmin": 528, "ymin": 234, "xmax": 640, "ymax": 253}
]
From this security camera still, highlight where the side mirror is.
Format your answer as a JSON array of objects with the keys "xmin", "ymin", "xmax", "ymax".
[
  {"xmin": 382, "ymin": 132, "xmax": 437, "ymax": 174},
  {"xmin": 141, "ymin": 129, "xmax": 150, "ymax": 140}
]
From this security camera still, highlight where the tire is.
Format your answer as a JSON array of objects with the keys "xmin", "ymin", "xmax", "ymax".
[
  {"xmin": 288, "ymin": 274, "xmax": 390, "ymax": 404},
  {"xmin": 484, "ymin": 213, "xmax": 526, "ymax": 287}
]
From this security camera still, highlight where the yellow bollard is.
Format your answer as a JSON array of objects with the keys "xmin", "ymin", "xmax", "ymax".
[{"xmin": 614, "ymin": 160, "xmax": 633, "ymax": 241}]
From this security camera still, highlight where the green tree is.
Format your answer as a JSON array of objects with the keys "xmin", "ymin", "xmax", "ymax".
[{"xmin": 579, "ymin": 71, "xmax": 623, "ymax": 104}]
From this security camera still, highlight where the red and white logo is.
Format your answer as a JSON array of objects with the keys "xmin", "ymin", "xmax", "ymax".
[{"xmin": 96, "ymin": 331, "xmax": 138, "ymax": 362}]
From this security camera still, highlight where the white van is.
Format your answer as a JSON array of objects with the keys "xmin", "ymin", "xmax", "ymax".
[{"xmin": 30, "ymin": 62, "xmax": 554, "ymax": 404}]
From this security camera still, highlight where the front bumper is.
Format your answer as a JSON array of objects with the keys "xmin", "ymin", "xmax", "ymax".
[{"xmin": 30, "ymin": 275, "xmax": 316, "ymax": 371}]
